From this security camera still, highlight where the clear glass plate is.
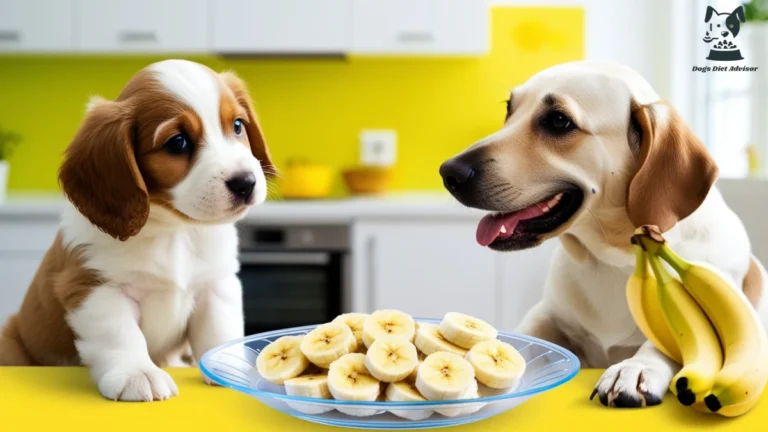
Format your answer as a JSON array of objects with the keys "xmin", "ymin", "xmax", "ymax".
[{"xmin": 200, "ymin": 319, "xmax": 580, "ymax": 430}]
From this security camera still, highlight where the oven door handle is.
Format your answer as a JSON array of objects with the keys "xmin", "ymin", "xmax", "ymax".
[{"xmin": 239, "ymin": 251, "xmax": 330, "ymax": 265}]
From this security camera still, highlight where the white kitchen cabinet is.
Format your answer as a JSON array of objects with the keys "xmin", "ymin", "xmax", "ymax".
[
  {"xmin": 0, "ymin": 0, "xmax": 74, "ymax": 52},
  {"xmin": 351, "ymin": 0, "xmax": 489, "ymax": 55},
  {"xmin": 352, "ymin": 220, "xmax": 500, "ymax": 326},
  {"xmin": 211, "ymin": 0, "xmax": 352, "ymax": 54},
  {"xmin": 0, "ymin": 218, "xmax": 58, "ymax": 324},
  {"xmin": 76, "ymin": 0, "xmax": 208, "ymax": 53},
  {"xmin": 0, "ymin": 221, "xmax": 59, "ymax": 253},
  {"xmin": 0, "ymin": 256, "xmax": 42, "ymax": 325}
]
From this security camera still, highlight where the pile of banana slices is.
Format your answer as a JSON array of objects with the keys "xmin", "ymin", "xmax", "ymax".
[
  {"xmin": 255, "ymin": 310, "xmax": 526, "ymax": 419},
  {"xmin": 627, "ymin": 226, "xmax": 768, "ymax": 417}
]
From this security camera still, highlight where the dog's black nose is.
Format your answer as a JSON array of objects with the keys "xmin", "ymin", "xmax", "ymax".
[
  {"xmin": 226, "ymin": 172, "xmax": 256, "ymax": 202},
  {"xmin": 721, "ymin": 31, "xmax": 729, "ymax": 37},
  {"xmin": 439, "ymin": 159, "xmax": 475, "ymax": 192}
]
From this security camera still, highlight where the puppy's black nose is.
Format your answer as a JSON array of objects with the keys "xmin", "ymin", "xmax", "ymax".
[
  {"xmin": 721, "ymin": 31, "xmax": 729, "ymax": 37},
  {"xmin": 226, "ymin": 172, "xmax": 256, "ymax": 202},
  {"xmin": 439, "ymin": 159, "xmax": 475, "ymax": 192}
]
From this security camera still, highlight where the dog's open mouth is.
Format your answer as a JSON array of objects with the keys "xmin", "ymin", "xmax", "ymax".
[{"xmin": 476, "ymin": 188, "xmax": 584, "ymax": 249}]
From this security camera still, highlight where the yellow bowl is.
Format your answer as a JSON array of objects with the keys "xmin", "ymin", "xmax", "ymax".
[
  {"xmin": 279, "ymin": 164, "xmax": 334, "ymax": 199},
  {"xmin": 342, "ymin": 167, "xmax": 394, "ymax": 195}
]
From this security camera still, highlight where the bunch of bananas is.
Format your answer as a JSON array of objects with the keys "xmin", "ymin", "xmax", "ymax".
[
  {"xmin": 627, "ymin": 225, "xmax": 768, "ymax": 416},
  {"xmin": 255, "ymin": 310, "xmax": 526, "ymax": 419}
]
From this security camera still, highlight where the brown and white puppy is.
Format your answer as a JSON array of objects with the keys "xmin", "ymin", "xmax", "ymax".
[
  {"xmin": 440, "ymin": 60, "xmax": 767, "ymax": 407},
  {"xmin": 0, "ymin": 59, "xmax": 273, "ymax": 401}
]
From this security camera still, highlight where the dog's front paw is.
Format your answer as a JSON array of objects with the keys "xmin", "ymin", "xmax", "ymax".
[
  {"xmin": 590, "ymin": 359, "xmax": 671, "ymax": 407},
  {"xmin": 97, "ymin": 364, "xmax": 179, "ymax": 402}
]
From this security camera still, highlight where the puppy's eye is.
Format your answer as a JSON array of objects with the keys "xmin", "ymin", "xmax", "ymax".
[
  {"xmin": 541, "ymin": 111, "xmax": 575, "ymax": 134},
  {"xmin": 163, "ymin": 134, "xmax": 190, "ymax": 154},
  {"xmin": 234, "ymin": 118, "xmax": 244, "ymax": 136},
  {"xmin": 505, "ymin": 98, "xmax": 512, "ymax": 119}
]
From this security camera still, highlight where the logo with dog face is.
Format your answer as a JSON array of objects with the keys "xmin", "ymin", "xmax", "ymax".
[{"xmin": 703, "ymin": 5, "xmax": 746, "ymax": 61}]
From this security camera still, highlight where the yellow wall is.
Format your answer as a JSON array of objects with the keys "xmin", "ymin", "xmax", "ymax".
[{"xmin": 0, "ymin": 7, "xmax": 583, "ymax": 195}]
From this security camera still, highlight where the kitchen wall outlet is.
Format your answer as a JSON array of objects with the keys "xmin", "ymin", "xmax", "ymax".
[{"xmin": 360, "ymin": 129, "xmax": 397, "ymax": 167}]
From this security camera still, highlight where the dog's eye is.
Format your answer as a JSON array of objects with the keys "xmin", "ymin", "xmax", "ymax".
[
  {"xmin": 163, "ymin": 134, "xmax": 190, "ymax": 154},
  {"xmin": 541, "ymin": 111, "xmax": 575, "ymax": 134},
  {"xmin": 234, "ymin": 118, "xmax": 244, "ymax": 136},
  {"xmin": 505, "ymin": 98, "xmax": 512, "ymax": 120}
]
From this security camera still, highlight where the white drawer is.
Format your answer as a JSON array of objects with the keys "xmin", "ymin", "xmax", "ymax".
[
  {"xmin": 0, "ymin": 0, "xmax": 75, "ymax": 52},
  {"xmin": 0, "ymin": 222, "xmax": 59, "ymax": 253},
  {"xmin": 351, "ymin": 0, "xmax": 488, "ymax": 55},
  {"xmin": 211, "ymin": 0, "xmax": 352, "ymax": 54},
  {"xmin": 76, "ymin": 0, "xmax": 208, "ymax": 53}
]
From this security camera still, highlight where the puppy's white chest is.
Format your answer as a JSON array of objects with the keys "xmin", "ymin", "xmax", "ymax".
[
  {"xmin": 90, "ymin": 224, "xmax": 239, "ymax": 292},
  {"xmin": 70, "ymin": 219, "xmax": 240, "ymax": 357},
  {"xmin": 132, "ymin": 232, "xmax": 223, "ymax": 290}
]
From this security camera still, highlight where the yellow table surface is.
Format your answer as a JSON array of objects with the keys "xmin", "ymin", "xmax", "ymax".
[{"xmin": 1, "ymin": 368, "xmax": 766, "ymax": 431}]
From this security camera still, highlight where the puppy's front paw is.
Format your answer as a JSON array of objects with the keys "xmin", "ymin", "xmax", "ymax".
[
  {"xmin": 590, "ymin": 359, "xmax": 671, "ymax": 407},
  {"xmin": 97, "ymin": 365, "xmax": 179, "ymax": 402}
]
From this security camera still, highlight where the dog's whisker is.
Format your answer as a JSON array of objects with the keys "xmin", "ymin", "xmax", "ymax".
[
  {"xmin": 586, "ymin": 207, "xmax": 609, "ymax": 243},
  {"xmin": 487, "ymin": 185, "xmax": 515, "ymax": 199},
  {"xmin": 502, "ymin": 187, "xmax": 551, "ymax": 209},
  {"xmin": 263, "ymin": 169, "xmax": 284, "ymax": 178}
]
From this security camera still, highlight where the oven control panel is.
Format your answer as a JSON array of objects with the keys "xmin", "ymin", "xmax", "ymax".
[{"xmin": 239, "ymin": 225, "xmax": 349, "ymax": 251}]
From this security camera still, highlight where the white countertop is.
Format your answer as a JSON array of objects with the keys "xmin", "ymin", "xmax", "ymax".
[
  {"xmin": 0, "ymin": 192, "xmax": 486, "ymax": 224},
  {"xmin": 3, "ymin": 178, "xmax": 764, "ymax": 225}
]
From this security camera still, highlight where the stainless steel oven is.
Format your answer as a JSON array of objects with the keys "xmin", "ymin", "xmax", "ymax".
[{"xmin": 237, "ymin": 224, "xmax": 350, "ymax": 335}]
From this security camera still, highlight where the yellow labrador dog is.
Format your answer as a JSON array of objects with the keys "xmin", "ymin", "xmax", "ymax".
[{"xmin": 440, "ymin": 60, "xmax": 767, "ymax": 407}]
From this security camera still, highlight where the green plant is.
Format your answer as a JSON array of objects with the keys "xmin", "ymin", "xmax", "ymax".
[
  {"xmin": 744, "ymin": 0, "xmax": 768, "ymax": 22},
  {"xmin": 0, "ymin": 124, "xmax": 22, "ymax": 161}
]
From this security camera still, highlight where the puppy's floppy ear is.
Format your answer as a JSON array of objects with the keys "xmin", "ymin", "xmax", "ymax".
[
  {"xmin": 732, "ymin": 5, "xmax": 746, "ymax": 22},
  {"xmin": 705, "ymin": 6, "xmax": 717, "ymax": 22},
  {"xmin": 728, "ymin": 6, "xmax": 746, "ymax": 36},
  {"xmin": 625, "ymin": 101, "xmax": 718, "ymax": 232},
  {"xmin": 219, "ymin": 71, "xmax": 275, "ymax": 177},
  {"xmin": 59, "ymin": 97, "xmax": 149, "ymax": 241}
]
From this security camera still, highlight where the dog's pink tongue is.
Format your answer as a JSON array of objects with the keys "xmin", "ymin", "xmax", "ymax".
[{"xmin": 475, "ymin": 203, "xmax": 547, "ymax": 246}]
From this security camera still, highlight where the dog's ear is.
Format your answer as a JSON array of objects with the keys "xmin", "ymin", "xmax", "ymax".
[
  {"xmin": 705, "ymin": 6, "xmax": 717, "ymax": 22},
  {"xmin": 59, "ymin": 97, "xmax": 149, "ymax": 241},
  {"xmin": 732, "ymin": 5, "xmax": 746, "ymax": 22},
  {"xmin": 728, "ymin": 6, "xmax": 746, "ymax": 36},
  {"xmin": 219, "ymin": 71, "xmax": 275, "ymax": 178},
  {"xmin": 625, "ymin": 101, "xmax": 718, "ymax": 232}
]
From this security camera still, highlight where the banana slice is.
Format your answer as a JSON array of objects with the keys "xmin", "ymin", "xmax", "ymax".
[
  {"xmin": 333, "ymin": 313, "xmax": 369, "ymax": 347},
  {"xmin": 416, "ymin": 352, "xmax": 475, "ymax": 400},
  {"xmin": 328, "ymin": 353, "xmax": 382, "ymax": 417},
  {"xmin": 256, "ymin": 335, "xmax": 310, "ymax": 384},
  {"xmin": 439, "ymin": 312, "xmax": 497, "ymax": 349},
  {"xmin": 414, "ymin": 323, "xmax": 468, "ymax": 357},
  {"xmin": 466, "ymin": 340, "xmax": 525, "ymax": 389},
  {"xmin": 300, "ymin": 323, "xmax": 358, "ymax": 368},
  {"xmin": 362, "ymin": 310, "xmax": 416, "ymax": 348},
  {"xmin": 284, "ymin": 373, "xmax": 334, "ymax": 415},
  {"xmin": 435, "ymin": 379, "xmax": 484, "ymax": 417},
  {"xmin": 365, "ymin": 337, "xmax": 419, "ymax": 383},
  {"xmin": 385, "ymin": 381, "xmax": 434, "ymax": 421}
]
